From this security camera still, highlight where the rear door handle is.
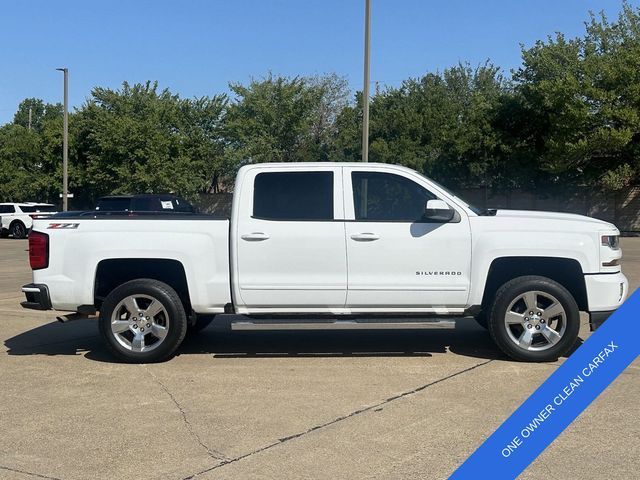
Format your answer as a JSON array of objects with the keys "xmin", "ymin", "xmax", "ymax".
[
  {"xmin": 241, "ymin": 232, "xmax": 270, "ymax": 241},
  {"xmin": 350, "ymin": 232, "xmax": 380, "ymax": 241}
]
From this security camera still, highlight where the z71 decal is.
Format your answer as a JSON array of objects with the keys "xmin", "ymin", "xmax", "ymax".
[{"xmin": 47, "ymin": 223, "xmax": 80, "ymax": 229}]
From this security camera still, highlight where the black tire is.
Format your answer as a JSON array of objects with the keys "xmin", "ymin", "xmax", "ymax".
[
  {"xmin": 188, "ymin": 315, "xmax": 215, "ymax": 335},
  {"xmin": 10, "ymin": 221, "xmax": 27, "ymax": 239},
  {"xmin": 98, "ymin": 279, "xmax": 188, "ymax": 363},
  {"xmin": 0, "ymin": 229, "xmax": 8, "ymax": 238},
  {"xmin": 488, "ymin": 275, "xmax": 580, "ymax": 362},
  {"xmin": 474, "ymin": 311, "xmax": 488, "ymax": 329}
]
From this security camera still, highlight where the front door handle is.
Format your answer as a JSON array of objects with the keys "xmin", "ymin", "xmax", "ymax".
[
  {"xmin": 241, "ymin": 232, "xmax": 270, "ymax": 241},
  {"xmin": 350, "ymin": 232, "xmax": 380, "ymax": 241}
]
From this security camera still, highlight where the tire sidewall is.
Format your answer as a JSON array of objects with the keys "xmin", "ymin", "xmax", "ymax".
[
  {"xmin": 99, "ymin": 279, "xmax": 188, "ymax": 363},
  {"xmin": 11, "ymin": 221, "xmax": 26, "ymax": 239},
  {"xmin": 489, "ymin": 276, "xmax": 580, "ymax": 362}
]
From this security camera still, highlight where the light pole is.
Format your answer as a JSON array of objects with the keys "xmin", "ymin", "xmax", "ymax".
[
  {"xmin": 362, "ymin": 0, "xmax": 371, "ymax": 163},
  {"xmin": 56, "ymin": 68, "xmax": 69, "ymax": 211}
]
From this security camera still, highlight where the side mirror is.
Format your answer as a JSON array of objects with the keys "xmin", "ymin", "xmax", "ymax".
[{"xmin": 424, "ymin": 199, "xmax": 454, "ymax": 222}]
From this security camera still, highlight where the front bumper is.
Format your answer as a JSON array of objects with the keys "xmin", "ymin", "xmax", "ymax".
[
  {"xmin": 585, "ymin": 271, "xmax": 628, "ymax": 331},
  {"xmin": 21, "ymin": 283, "xmax": 52, "ymax": 310}
]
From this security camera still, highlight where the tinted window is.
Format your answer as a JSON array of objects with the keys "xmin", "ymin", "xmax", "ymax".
[
  {"xmin": 173, "ymin": 197, "xmax": 196, "ymax": 213},
  {"xmin": 253, "ymin": 172, "xmax": 334, "ymax": 220},
  {"xmin": 352, "ymin": 172, "xmax": 435, "ymax": 222},
  {"xmin": 96, "ymin": 198, "xmax": 131, "ymax": 211},
  {"xmin": 20, "ymin": 205, "xmax": 56, "ymax": 213},
  {"xmin": 130, "ymin": 196, "xmax": 195, "ymax": 212},
  {"xmin": 0, "ymin": 205, "xmax": 15, "ymax": 214},
  {"xmin": 131, "ymin": 197, "xmax": 162, "ymax": 211}
]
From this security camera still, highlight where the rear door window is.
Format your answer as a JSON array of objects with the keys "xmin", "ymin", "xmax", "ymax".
[{"xmin": 253, "ymin": 172, "xmax": 334, "ymax": 220}]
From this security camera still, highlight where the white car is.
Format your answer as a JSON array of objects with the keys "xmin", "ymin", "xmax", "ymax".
[
  {"xmin": 20, "ymin": 163, "xmax": 627, "ymax": 363},
  {"xmin": 0, "ymin": 203, "xmax": 57, "ymax": 239}
]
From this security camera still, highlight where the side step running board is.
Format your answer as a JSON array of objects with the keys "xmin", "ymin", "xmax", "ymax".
[{"xmin": 231, "ymin": 319, "xmax": 456, "ymax": 331}]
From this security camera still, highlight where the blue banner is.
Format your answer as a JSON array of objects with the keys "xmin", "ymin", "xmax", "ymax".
[{"xmin": 450, "ymin": 289, "xmax": 640, "ymax": 479}]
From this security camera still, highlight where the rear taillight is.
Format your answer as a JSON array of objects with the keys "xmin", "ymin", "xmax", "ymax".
[{"xmin": 29, "ymin": 231, "xmax": 49, "ymax": 270}]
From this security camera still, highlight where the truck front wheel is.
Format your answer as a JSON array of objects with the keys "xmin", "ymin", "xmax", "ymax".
[
  {"xmin": 98, "ymin": 279, "xmax": 188, "ymax": 363},
  {"xmin": 488, "ymin": 276, "xmax": 580, "ymax": 362}
]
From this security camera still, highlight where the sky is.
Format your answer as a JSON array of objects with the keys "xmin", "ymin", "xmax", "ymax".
[{"xmin": 0, "ymin": 0, "xmax": 637, "ymax": 125}]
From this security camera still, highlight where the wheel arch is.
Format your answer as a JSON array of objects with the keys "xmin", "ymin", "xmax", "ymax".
[
  {"xmin": 94, "ymin": 259, "xmax": 191, "ymax": 312},
  {"xmin": 481, "ymin": 257, "xmax": 588, "ymax": 312}
]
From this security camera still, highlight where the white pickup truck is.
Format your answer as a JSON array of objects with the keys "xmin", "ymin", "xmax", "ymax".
[{"xmin": 21, "ymin": 163, "xmax": 628, "ymax": 363}]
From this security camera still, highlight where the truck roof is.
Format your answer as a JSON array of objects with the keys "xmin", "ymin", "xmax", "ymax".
[
  {"xmin": 237, "ymin": 162, "xmax": 426, "ymax": 176},
  {"xmin": 239, "ymin": 162, "xmax": 403, "ymax": 168}
]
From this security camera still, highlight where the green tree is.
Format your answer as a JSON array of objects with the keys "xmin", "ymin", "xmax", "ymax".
[
  {"xmin": 0, "ymin": 124, "xmax": 43, "ymax": 201},
  {"xmin": 0, "ymin": 97, "xmax": 66, "ymax": 203},
  {"xmin": 334, "ymin": 63, "xmax": 509, "ymax": 189},
  {"xmin": 225, "ymin": 73, "xmax": 348, "ymax": 169},
  {"xmin": 73, "ymin": 81, "xmax": 227, "ymax": 204},
  {"xmin": 512, "ymin": 2, "xmax": 640, "ymax": 190},
  {"xmin": 13, "ymin": 98, "xmax": 63, "ymax": 133},
  {"xmin": 178, "ymin": 96, "xmax": 228, "ymax": 192}
]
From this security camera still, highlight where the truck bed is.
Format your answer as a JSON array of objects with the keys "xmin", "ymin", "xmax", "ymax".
[{"xmin": 31, "ymin": 216, "xmax": 232, "ymax": 313}]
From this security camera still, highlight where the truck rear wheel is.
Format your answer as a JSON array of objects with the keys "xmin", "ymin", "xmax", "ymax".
[
  {"xmin": 488, "ymin": 276, "xmax": 580, "ymax": 362},
  {"xmin": 98, "ymin": 279, "xmax": 188, "ymax": 363}
]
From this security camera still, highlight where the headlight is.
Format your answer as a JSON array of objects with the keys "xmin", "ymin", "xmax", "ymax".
[{"xmin": 601, "ymin": 235, "xmax": 619, "ymax": 250}]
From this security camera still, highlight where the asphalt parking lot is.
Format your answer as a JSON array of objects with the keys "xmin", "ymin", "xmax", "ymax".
[{"xmin": 0, "ymin": 239, "xmax": 638, "ymax": 480}]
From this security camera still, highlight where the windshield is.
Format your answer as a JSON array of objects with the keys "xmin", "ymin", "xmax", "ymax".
[{"xmin": 416, "ymin": 173, "xmax": 486, "ymax": 215}]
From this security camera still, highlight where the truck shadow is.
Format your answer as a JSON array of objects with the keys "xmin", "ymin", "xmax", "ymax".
[{"xmin": 3, "ymin": 317, "xmax": 584, "ymax": 362}]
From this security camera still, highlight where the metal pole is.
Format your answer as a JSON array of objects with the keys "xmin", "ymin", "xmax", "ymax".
[
  {"xmin": 361, "ymin": 0, "xmax": 371, "ymax": 163},
  {"xmin": 28, "ymin": 107, "xmax": 32, "ymax": 131},
  {"xmin": 57, "ymin": 68, "xmax": 69, "ymax": 211}
]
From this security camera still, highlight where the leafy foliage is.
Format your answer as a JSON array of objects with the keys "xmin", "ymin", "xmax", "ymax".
[
  {"xmin": 511, "ymin": 2, "xmax": 640, "ymax": 190},
  {"xmin": 13, "ymin": 98, "xmax": 63, "ymax": 133},
  {"xmin": 72, "ymin": 81, "xmax": 228, "ymax": 205},
  {"xmin": 225, "ymin": 73, "xmax": 349, "ymax": 169},
  {"xmin": 335, "ymin": 63, "xmax": 507, "ymax": 189}
]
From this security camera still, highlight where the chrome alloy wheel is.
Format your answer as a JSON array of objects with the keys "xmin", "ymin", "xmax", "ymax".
[
  {"xmin": 504, "ymin": 290, "xmax": 567, "ymax": 352},
  {"xmin": 110, "ymin": 294, "xmax": 170, "ymax": 353}
]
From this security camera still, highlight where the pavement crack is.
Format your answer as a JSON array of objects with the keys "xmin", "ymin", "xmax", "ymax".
[
  {"xmin": 144, "ymin": 367, "xmax": 229, "ymax": 462},
  {"xmin": 182, "ymin": 359, "xmax": 494, "ymax": 479},
  {"xmin": 0, "ymin": 464, "xmax": 63, "ymax": 480}
]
